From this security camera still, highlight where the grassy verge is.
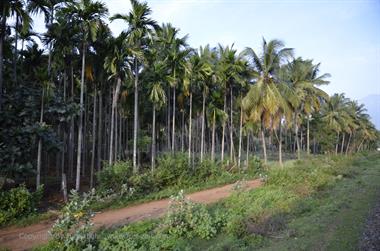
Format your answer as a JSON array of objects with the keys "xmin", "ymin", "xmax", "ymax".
[
  {"xmin": 34, "ymin": 153, "xmax": 380, "ymax": 250},
  {"xmin": 1, "ymin": 211, "xmax": 58, "ymax": 229}
]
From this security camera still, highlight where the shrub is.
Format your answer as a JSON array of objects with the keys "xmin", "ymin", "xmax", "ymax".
[
  {"xmin": 161, "ymin": 191, "xmax": 218, "ymax": 239},
  {"xmin": 154, "ymin": 153, "xmax": 190, "ymax": 187},
  {"xmin": 96, "ymin": 161, "xmax": 132, "ymax": 193},
  {"xmin": 50, "ymin": 189, "xmax": 97, "ymax": 250},
  {"xmin": 0, "ymin": 184, "xmax": 43, "ymax": 225}
]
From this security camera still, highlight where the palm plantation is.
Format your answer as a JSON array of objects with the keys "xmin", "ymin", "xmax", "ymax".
[{"xmin": 0, "ymin": 0, "xmax": 378, "ymax": 250}]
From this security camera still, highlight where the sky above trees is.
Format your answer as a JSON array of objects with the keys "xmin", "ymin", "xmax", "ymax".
[{"xmin": 31, "ymin": 0, "xmax": 380, "ymax": 100}]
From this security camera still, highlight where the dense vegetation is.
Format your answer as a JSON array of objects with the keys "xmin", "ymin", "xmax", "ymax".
[
  {"xmin": 37, "ymin": 153, "xmax": 380, "ymax": 250},
  {"xmin": 0, "ymin": 0, "xmax": 379, "ymax": 231}
]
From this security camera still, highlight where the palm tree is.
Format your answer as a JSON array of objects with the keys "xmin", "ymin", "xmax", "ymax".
[
  {"xmin": 104, "ymin": 34, "xmax": 133, "ymax": 166},
  {"xmin": 61, "ymin": 0, "xmax": 108, "ymax": 191},
  {"xmin": 111, "ymin": 0, "xmax": 158, "ymax": 173},
  {"xmin": 184, "ymin": 52, "xmax": 211, "ymax": 164},
  {"xmin": 242, "ymin": 38, "xmax": 293, "ymax": 164},
  {"xmin": 321, "ymin": 93, "xmax": 350, "ymax": 154},
  {"xmin": 0, "ymin": 0, "xmax": 31, "ymax": 110},
  {"xmin": 280, "ymin": 58, "xmax": 330, "ymax": 158}
]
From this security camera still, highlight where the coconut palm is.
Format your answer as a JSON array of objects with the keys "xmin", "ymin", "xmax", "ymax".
[
  {"xmin": 111, "ymin": 0, "xmax": 158, "ymax": 172},
  {"xmin": 242, "ymin": 38, "xmax": 293, "ymax": 164}
]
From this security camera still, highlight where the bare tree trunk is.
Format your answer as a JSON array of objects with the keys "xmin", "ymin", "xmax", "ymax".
[
  {"xmin": 172, "ymin": 87, "xmax": 176, "ymax": 153},
  {"xmin": 345, "ymin": 133, "xmax": 352, "ymax": 155},
  {"xmin": 90, "ymin": 92, "xmax": 96, "ymax": 189},
  {"xmin": 245, "ymin": 132, "xmax": 249, "ymax": 170},
  {"xmin": 181, "ymin": 110, "xmax": 184, "ymax": 152},
  {"xmin": 75, "ymin": 43, "xmax": 86, "ymax": 191},
  {"xmin": 221, "ymin": 92, "xmax": 226, "ymax": 163},
  {"xmin": 109, "ymin": 78, "xmax": 122, "ymax": 165},
  {"xmin": 188, "ymin": 92, "xmax": 192, "ymax": 165},
  {"xmin": 340, "ymin": 133, "xmax": 345, "ymax": 154},
  {"xmin": 151, "ymin": 103, "xmax": 156, "ymax": 173},
  {"xmin": 295, "ymin": 119, "xmax": 301, "ymax": 160},
  {"xmin": 238, "ymin": 99, "xmax": 243, "ymax": 168},
  {"xmin": 211, "ymin": 110, "xmax": 216, "ymax": 162},
  {"xmin": 0, "ymin": 9, "xmax": 6, "ymax": 111},
  {"xmin": 200, "ymin": 90, "xmax": 206, "ymax": 162},
  {"xmin": 279, "ymin": 122, "xmax": 283, "ymax": 167},
  {"xmin": 306, "ymin": 116, "xmax": 310, "ymax": 155},
  {"xmin": 261, "ymin": 129, "xmax": 267, "ymax": 164},
  {"xmin": 133, "ymin": 59, "xmax": 139, "ymax": 173},
  {"xmin": 36, "ymin": 89, "xmax": 45, "ymax": 189},
  {"xmin": 97, "ymin": 91, "xmax": 103, "ymax": 171},
  {"xmin": 61, "ymin": 173, "xmax": 68, "ymax": 203},
  {"xmin": 335, "ymin": 131, "xmax": 340, "ymax": 155},
  {"xmin": 229, "ymin": 87, "xmax": 234, "ymax": 163},
  {"xmin": 13, "ymin": 15, "xmax": 19, "ymax": 83}
]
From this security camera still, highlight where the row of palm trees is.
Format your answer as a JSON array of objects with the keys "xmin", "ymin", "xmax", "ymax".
[{"xmin": 0, "ymin": 0, "xmax": 377, "ymax": 191}]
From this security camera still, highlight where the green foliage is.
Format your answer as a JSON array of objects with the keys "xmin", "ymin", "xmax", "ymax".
[
  {"xmin": 50, "ymin": 189, "xmax": 98, "ymax": 250},
  {"xmin": 161, "ymin": 191, "xmax": 218, "ymax": 239},
  {"xmin": 0, "ymin": 185, "xmax": 43, "ymax": 226},
  {"xmin": 96, "ymin": 161, "xmax": 133, "ymax": 193}
]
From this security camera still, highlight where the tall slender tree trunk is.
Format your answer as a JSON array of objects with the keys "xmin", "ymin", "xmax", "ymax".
[
  {"xmin": 75, "ymin": 43, "xmax": 86, "ymax": 191},
  {"xmin": 306, "ymin": 116, "xmax": 310, "ymax": 155},
  {"xmin": 335, "ymin": 131, "xmax": 340, "ymax": 155},
  {"xmin": 295, "ymin": 118, "xmax": 301, "ymax": 160},
  {"xmin": 181, "ymin": 110, "xmax": 184, "ymax": 152},
  {"xmin": 13, "ymin": 15, "xmax": 19, "ymax": 83},
  {"xmin": 188, "ymin": 92, "xmax": 192, "ymax": 165},
  {"xmin": 109, "ymin": 78, "xmax": 122, "ymax": 165},
  {"xmin": 279, "ymin": 121, "xmax": 283, "ymax": 166},
  {"xmin": 211, "ymin": 110, "xmax": 216, "ymax": 162},
  {"xmin": 172, "ymin": 87, "xmax": 176, "ymax": 153},
  {"xmin": 200, "ymin": 90, "xmax": 206, "ymax": 162},
  {"xmin": 346, "ymin": 133, "xmax": 352, "ymax": 155},
  {"xmin": 97, "ymin": 91, "xmax": 103, "ymax": 171},
  {"xmin": 0, "ymin": 10, "xmax": 6, "ymax": 111},
  {"xmin": 90, "ymin": 92, "xmax": 97, "ymax": 188},
  {"xmin": 237, "ymin": 99, "xmax": 243, "ymax": 168},
  {"xmin": 36, "ymin": 89, "xmax": 45, "ymax": 189},
  {"xmin": 221, "ymin": 92, "xmax": 226, "ymax": 162},
  {"xmin": 340, "ymin": 133, "xmax": 345, "ymax": 154},
  {"xmin": 133, "ymin": 59, "xmax": 139, "ymax": 173},
  {"xmin": 261, "ymin": 128, "xmax": 267, "ymax": 164},
  {"xmin": 151, "ymin": 103, "xmax": 156, "ymax": 172},
  {"xmin": 245, "ymin": 132, "xmax": 250, "ymax": 170},
  {"xmin": 229, "ymin": 87, "xmax": 234, "ymax": 162}
]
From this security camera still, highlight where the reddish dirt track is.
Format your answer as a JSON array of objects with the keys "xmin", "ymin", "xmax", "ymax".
[{"xmin": 0, "ymin": 179, "xmax": 262, "ymax": 251}]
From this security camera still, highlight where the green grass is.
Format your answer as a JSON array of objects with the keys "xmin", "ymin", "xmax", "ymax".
[{"xmin": 34, "ymin": 153, "xmax": 380, "ymax": 250}]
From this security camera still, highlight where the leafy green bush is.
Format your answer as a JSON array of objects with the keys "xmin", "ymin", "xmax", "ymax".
[
  {"xmin": 0, "ymin": 184, "xmax": 43, "ymax": 225},
  {"xmin": 154, "ymin": 153, "xmax": 190, "ymax": 187},
  {"xmin": 50, "ymin": 189, "xmax": 97, "ymax": 250},
  {"xmin": 161, "ymin": 191, "xmax": 218, "ymax": 239},
  {"xmin": 96, "ymin": 161, "xmax": 133, "ymax": 193}
]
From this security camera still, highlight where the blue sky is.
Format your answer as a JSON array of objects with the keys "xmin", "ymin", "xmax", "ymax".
[{"xmin": 32, "ymin": 0, "xmax": 380, "ymax": 100}]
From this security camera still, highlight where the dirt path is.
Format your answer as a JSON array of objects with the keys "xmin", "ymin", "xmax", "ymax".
[
  {"xmin": 0, "ymin": 179, "xmax": 262, "ymax": 251},
  {"xmin": 359, "ymin": 197, "xmax": 380, "ymax": 251}
]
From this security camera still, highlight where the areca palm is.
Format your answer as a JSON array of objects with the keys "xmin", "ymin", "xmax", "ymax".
[
  {"xmin": 111, "ymin": 0, "xmax": 158, "ymax": 173},
  {"xmin": 0, "ymin": 0, "xmax": 31, "ymax": 110},
  {"xmin": 61, "ymin": 0, "xmax": 108, "ymax": 191},
  {"xmin": 217, "ymin": 44, "xmax": 247, "ymax": 164},
  {"xmin": 242, "ymin": 38, "xmax": 293, "ymax": 164},
  {"xmin": 184, "ymin": 52, "xmax": 212, "ymax": 164}
]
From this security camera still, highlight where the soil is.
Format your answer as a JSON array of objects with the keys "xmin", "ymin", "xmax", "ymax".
[{"xmin": 0, "ymin": 179, "xmax": 262, "ymax": 251}]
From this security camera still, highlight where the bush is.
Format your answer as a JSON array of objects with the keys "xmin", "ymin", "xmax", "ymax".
[
  {"xmin": 161, "ymin": 191, "xmax": 218, "ymax": 239},
  {"xmin": 50, "ymin": 189, "xmax": 97, "ymax": 250},
  {"xmin": 0, "ymin": 184, "xmax": 43, "ymax": 225},
  {"xmin": 154, "ymin": 153, "xmax": 190, "ymax": 187},
  {"xmin": 96, "ymin": 161, "xmax": 132, "ymax": 193}
]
